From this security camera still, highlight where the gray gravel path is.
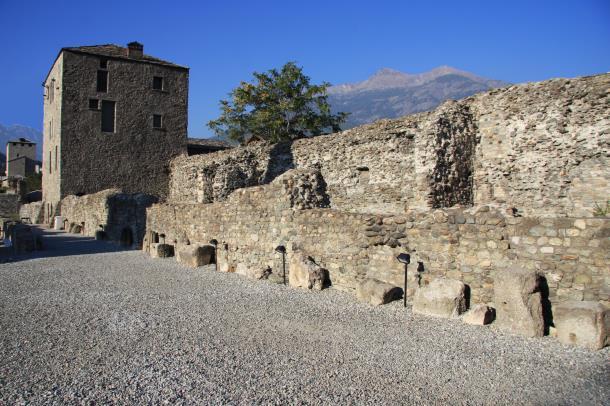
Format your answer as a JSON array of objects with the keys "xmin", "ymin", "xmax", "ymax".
[{"xmin": 1, "ymin": 229, "xmax": 608, "ymax": 405}]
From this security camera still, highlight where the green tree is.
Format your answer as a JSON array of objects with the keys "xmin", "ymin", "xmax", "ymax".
[{"xmin": 208, "ymin": 62, "xmax": 348, "ymax": 143}]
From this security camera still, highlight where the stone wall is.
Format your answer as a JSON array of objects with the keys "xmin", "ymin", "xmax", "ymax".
[
  {"xmin": 60, "ymin": 189, "xmax": 157, "ymax": 246},
  {"xmin": 145, "ymin": 169, "xmax": 609, "ymax": 307},
  {"xmin": 0, "ymin": 194, "xmax": 20, "ymax": 219},
  {"xmin": 19, "ymin": 201, "xmax": 44, "ymax": 224},
  {"xmin": 168, "ymin": 73, "xmax": 610, "ymax": 218},
  {"xmin": 471, "ymin": 74, "xmax": 610, "ymax": 217}
]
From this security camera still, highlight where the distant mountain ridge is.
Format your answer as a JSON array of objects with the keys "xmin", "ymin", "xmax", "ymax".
[
  {"xmin": 0, "ymin": 124, "xmax": 43, "ymax": 160},
  {"xmin": 328, "ymin": 66, "xmax": 510, "ymax": 128}
]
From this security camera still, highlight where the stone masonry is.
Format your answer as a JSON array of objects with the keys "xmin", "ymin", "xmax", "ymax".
[
  {"xmin": 41, "ymin": 42, "xmax": 188, "ymax": 223},
  {"xmin": 169, "ymin": 74, "xmax": 609, "ymax": 218},
  {"xmin": 145, "ymin": 73, "xmax": 609, "ymax": 313},
  {"xmin": 60, "ymin": 189, "xmax": 157, "ymax": 247}
]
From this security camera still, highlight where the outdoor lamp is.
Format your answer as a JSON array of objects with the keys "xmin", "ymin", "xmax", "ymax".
[
  {"xmin": 275, "ymin": 245, "xmax": 287, "ymax": 285},
  {"xmin": 396, "ymin": 253, "xmax": 410, "ymax": 308}
]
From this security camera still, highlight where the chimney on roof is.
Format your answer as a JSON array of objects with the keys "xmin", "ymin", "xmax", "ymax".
[{"xmin": 127, "ymin": 41, "xmax": 143, "ymax": 59}]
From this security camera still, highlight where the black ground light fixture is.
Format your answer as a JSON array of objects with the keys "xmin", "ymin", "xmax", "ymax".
[
  {"xmin": 209, "ymin": 239, "xmax": 218, "ymax": 271},
  {"xmin": 275, "ymin": 245, "xmax": 287, "ymax": 285},
  {"xmin": 396, "ymin": 253, "xmax": 410, "ymax": 308}
]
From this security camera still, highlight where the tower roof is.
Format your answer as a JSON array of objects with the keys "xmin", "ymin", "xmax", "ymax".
[
  {"xmin": 64, "ymin": 44, "xmax": 188, "ymax": 69},
  {"xmin": 43, "ymin": 43, "xmax": 188, "ymax": 84}
]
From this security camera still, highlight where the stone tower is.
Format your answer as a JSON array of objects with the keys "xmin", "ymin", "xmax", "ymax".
[
  {"xmin": 41, "ymin": 42, "xmax": 188, "ymax": 222},
  {"xmin": 6, "ymin": 138, "xmax": 37, "ymax": 177}
]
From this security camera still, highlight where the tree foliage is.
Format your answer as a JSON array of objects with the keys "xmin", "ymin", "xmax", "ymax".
[{"xmin": 208, "ymin": 62, "xmax": 348, "ymax": 143}]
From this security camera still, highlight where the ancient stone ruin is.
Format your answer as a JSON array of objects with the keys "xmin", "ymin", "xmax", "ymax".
[
  {"xmin": 49, "ymin": 189, "xmax": 157, "ymax": 247},
  {"xmin": 142, "ymin": 73, "xmax": 609, "ymax": 349}
]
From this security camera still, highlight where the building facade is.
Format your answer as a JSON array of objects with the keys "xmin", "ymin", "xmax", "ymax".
[
  {"xmin": 41, "ymin": 42, "xmax": 188, "ymax": 222},
  {"xmin": 6, "ymin": 138, "xmax": 37, "ymax": 178}
]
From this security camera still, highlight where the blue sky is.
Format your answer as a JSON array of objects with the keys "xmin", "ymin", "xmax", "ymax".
[{"xmin": 0, "ymin": 0, "xmax": 608, "ymax": 137}]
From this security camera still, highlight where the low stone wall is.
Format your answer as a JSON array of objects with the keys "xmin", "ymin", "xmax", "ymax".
[
  {"xmin": 60, "ymin": 189, "xmax": 157, "ymax": 247},
  {"xmin": 19, "ymin": 202, "xmax": 44, "ymax": 224},
  {"xmin": 0, "ymin": 194, "xmax": 20, "ymax": 219},
  {"xmin": 146, "ymin": 169, "xmax": 609, "ymax": 307}
]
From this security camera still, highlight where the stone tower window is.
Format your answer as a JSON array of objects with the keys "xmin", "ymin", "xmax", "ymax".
[
  {"xmin": 97, "ymin": 70, "xmax": 108, "ymax": 92},
  {"xmin": 101, "ymin": 100, "xmax": 116, "ymax": 132},
  {"xmin": 89, "ymin": 99, "xmax": 99, "ymax": 110},
  {"xmin": 55, "ymin": 146, "xmax": 58, "ymax": 171},
  {"xmin": 153, "ymin": 76, "xmax": 164, "ymax": 91},
  {"xmin": 153, "ymin": 114, "xmax": 163, "ymax": 128},
  {"xmin": 49, "ymin": 79, "xmax": 55, "ymax": 103},
  {"xmin": 100, "ymin": 58, "xmax": 108, "ymax": 69}
]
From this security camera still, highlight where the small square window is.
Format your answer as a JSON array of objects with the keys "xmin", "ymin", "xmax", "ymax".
[
  {"xmin": 153, "ymin": 114, "xmax": 163, "ymax": 128},
  {"xmin": 152, "ymin": 76, "xmax": 163, "ymax": 90},
  {"xmin": 100, "ymin": 58, "xmax": 108, "ymax": 69},
  {"xmin": 89, "ymin": 99, "xmax": 99, "ymax": 109}
]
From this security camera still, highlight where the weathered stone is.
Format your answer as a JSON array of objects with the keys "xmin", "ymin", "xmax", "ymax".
[
  {"xmin": 493, "ymin": 267, "xmax": 545, "ymax": 337},
  {"xmin": 235, "ymin": 263, "xmax": 257, "ymax": 279},
  {"xmin": 462, "ymin": 304, "xmax": 494, "ymax": 325},
  {"xmin": 554, "ymin": 301, "xmax": 608, "ymax": 350},
  {"xmin": 177, "ymin": 245, "xmax": 214, "ymax": 267},
  {"xmin": 413, "ymin": 278, "xmax": 467, "ymax": 318},
  {"xmin": 289, "ymin": 253, "xmax": 330, "ymax": 290},
  {"xmin": 356, "ymin": 279, "xmax": 403, "ymax": 306},
  {"xmin": 156, "ymin": 244, "xmax": 175, "ymax": 258},
  {"xmin": 7, "ymin": 223, "xmax": 38, "ymax": 254},
  {"xmin": 254, "ymin": 266, "xmax": 272, "ymax": 280}
]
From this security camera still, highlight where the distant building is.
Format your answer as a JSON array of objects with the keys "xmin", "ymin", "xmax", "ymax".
[
  {"xmin": 6, "ymin": 138, "xmax": 37, "ymax": 178},
  {"xmin": 186, "ymin": 138, "xmax": 232, "ymax": 156},
  {"xmin": 41, "ymin": 42, "xmax": 189, "ymax": 222}
]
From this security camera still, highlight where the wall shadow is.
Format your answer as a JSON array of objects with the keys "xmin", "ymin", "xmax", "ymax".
[
  {"xmin": 0, "ymin": 227, "xmax": 129, "ymax": 264},
  {"xmin": 539, "ymin": 276, "xmax": 553, "ymax": 335},
  {"xmin": 262, "ymin": 140, "xmax": 295, "ymax": 184}
]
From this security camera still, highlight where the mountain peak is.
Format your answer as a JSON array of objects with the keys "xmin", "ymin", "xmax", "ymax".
[
  {"xmin": 372, "ymin": 67, "xmax": 408, "ymax": 76},
  {"xmin": 327, "ymin": 66, "xmax": 509, "ymax": 129},
  {"xmin": 328, "ymin": 66, "xmax": 505, "ymax": 95}
]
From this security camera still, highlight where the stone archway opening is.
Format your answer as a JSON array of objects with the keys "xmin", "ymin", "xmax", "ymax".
[{"xmin": 120, "ymin": 227, "xmax": 134, "ymax": 247}]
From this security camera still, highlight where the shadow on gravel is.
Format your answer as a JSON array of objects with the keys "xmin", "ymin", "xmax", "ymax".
[{"xmin": 0, "ymin": 227, "xmax": 129, "ymax": 264}]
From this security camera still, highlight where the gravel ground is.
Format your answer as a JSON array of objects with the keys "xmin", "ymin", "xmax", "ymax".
[{"xmin": 1, "ymin": 229, "xmax": 608, "ymax": 405}]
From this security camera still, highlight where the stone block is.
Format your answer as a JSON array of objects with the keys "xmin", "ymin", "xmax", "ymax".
[
  {"xmin": 356, "ymin": 279, "xmax": 403, "ymax": 306},
  {"xmin": 177, "ymin": 245, "xmax": 214, "ymax": 267},
  {"xmin": 462, "ymin": 304, "xmax": 495, "ymax": 325},
  {"xmin": 254, "ymin": 266, "xmax": 272, "ymax": 280},
  {"xmin": 289, "ymin": 253, "xmax": 330, "ymax": 290},
  {"xmin": 493, "ymin": 267, "xmax": 545, "ymax": 337},
  {"xmin": 155, "ymin": 243, "xmax": 174, "ymax": 258},
  {"xmin": 554, "ymin": 301, "xmax": 608, "ymax": 350},
  {"xmin": 412, "ymin": 277, "xmax": 467, "ymax": 318}
]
